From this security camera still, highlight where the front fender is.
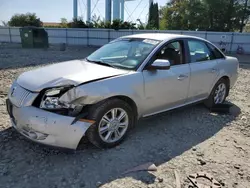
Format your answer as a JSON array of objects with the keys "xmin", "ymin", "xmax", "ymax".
[{"xmin": 59, "ymin": 72, "xmax": 145, "ymax": 116}]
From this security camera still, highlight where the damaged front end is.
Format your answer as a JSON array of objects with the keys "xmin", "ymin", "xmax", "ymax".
[
  {"xmin": 33, "ymin": 85, "xmax": 89, "ymax": 119},
  {"xmin": 7, "ymin": 82, "xmax": 95, "ymax": 149}
]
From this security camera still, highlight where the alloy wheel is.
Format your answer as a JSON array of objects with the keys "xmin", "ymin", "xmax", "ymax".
[
  {"xmin": 214, "ymin": 83, "xmax": 226, "ymax": 104},
  {"xmin": 98, "ymin": 108, "xmax": 129, "ymax": 143}
]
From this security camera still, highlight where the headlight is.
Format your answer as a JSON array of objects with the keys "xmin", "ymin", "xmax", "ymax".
[
  {"xmin": 38, "ymin": 87, "xmax": 83, "ymax": 116},
  {"xmin": 40, "ymin": 87, "xmax": 70, "ymax": 110},
  {"xmin": 40, "ymin": 96, "xmax": 70, "ymax": 109}
]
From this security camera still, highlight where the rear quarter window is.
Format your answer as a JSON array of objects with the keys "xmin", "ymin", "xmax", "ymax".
[{"xmin": 207, "ymin": 43, "xmax": 225, "ymax": 59}]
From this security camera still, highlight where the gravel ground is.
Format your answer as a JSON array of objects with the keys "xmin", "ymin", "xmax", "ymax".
[{"xmin": 0, "ymin": 44, "xmax": 250, "ymax": 188}]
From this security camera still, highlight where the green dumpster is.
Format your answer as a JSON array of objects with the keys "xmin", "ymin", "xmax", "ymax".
[{"xmin": 19, "ymin": 27, "xmax": 49, "ymax": 48}]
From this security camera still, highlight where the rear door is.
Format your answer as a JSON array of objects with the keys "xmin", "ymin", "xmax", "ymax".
[{"xmin": 186, "ymin": 39, "xmax": 219, "ymax": 102}]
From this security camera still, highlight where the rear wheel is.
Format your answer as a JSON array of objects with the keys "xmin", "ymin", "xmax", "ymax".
[
  {"xmin": 86, "ymin": 99, "xmax": 135, "ymax": 148},
  {"xmin": 204, "ymin": 78, "xmax": 229, "ymax": 108}
]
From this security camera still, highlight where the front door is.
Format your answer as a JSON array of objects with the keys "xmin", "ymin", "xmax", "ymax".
[{"xmin": 142, "ymin": 40, "xmax": 191, "ymax": 116}]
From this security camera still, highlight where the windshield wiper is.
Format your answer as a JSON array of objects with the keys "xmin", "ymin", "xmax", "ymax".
[{"xmin": 85, "ymin": 58, "xmax": 117, "ymax": 68}]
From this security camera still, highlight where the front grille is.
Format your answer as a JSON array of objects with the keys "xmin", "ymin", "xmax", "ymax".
[{"xmin": 8, "ymin": 82, "xmax": 31, "ymax": 107}]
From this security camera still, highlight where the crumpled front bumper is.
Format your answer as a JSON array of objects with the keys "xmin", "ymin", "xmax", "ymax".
[{"xmin": 6, "ymin": 99, "xmax": 93, "ymax": 150}]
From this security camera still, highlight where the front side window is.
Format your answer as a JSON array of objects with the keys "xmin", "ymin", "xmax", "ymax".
[
  {"xmin": 188, "ymin": 40, "xmax": 215, "ymax": 62},
  {"xmin": 86, "ymin": 38, "xmax": 160, "ymax": 70},
  {"xmin": 154, "ymin": 41, "xmax": 184, "ymax": 66}
]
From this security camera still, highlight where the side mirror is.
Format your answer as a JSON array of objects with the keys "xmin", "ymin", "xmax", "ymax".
[{"xmin": 146, "ymin": 59, "xmax": 170, "ymax": 70}]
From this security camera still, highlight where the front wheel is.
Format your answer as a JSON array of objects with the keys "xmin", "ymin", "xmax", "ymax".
[
  {"xmin": 86, "ymin": 99, "xmax": 135, "ymax": 148},
  {"xmin": 204, "ymin": 78, "xmax": 229, "ymax": 109}
]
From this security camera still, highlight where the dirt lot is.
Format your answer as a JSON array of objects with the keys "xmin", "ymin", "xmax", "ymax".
[{"xmin": 0, "ymin": 44, "xmax": 250, "ymax": 188}]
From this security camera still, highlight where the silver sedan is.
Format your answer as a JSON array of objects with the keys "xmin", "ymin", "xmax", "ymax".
[{"xmin": 6, "ymin": 34, "xmax": 239, "ymax": 149}]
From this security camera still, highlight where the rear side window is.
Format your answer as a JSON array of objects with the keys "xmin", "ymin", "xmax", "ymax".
[
  {"xmin": 187, "ymin": 40, "xmax": 215, "ymax": 62},
  {"xmin": 207, "ymin": 43, "xmax": 225, "ymax": 59}
]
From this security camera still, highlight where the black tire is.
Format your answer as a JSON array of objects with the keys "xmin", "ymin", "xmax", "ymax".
[
  {"xmin": 204, "ymin": 78, "xmax": 229, "ymax": 109},
  {"xmin": 86, "ymin": 98, "xmax": 135, "ymax": 148}
]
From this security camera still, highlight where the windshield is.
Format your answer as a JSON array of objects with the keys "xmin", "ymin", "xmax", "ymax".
[{"xmin": 86, "ymin": 38, "xmax": 160, "ymax": 70}]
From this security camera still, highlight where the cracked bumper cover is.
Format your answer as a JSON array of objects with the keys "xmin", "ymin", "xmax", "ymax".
[{"xmin": 9, "ymin": 102, "xmax": 93, "ymax": 150}]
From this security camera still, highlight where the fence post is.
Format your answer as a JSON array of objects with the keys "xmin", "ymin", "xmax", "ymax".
[
  {"xmin": 229, "ymin": 32, "xmax": 234, "ymax": 54},
  {"xmin": 8, "ymin": 27, "xmax": 12, "ymax": 43},
  {"xmin": 87, "ymin": 29, "xmax": 89, "ymax": 46},
  {"xmin": 205, "ymin": 31, "xmax": 208, "ymax": 39},
  {"xmin": 108, "ymin": 29, "xmax": 111, "ymax": 42},
  {"xmin": 66, "ymin": 28, "xmax": 68, "ymax": 45}
]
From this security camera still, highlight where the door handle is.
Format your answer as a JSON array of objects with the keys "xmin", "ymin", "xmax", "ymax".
[
  {"xmin": 211, "ymin": 68, "xmax": 218, "ymax": 73},
  {"xmin": 177, "ymin": 74, "xmax": 188, "ymax": 80}
]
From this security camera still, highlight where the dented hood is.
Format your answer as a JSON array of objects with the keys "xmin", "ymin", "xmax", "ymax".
[{"xmin": 17, "ymin": 60, "xmax": 129, "ymax": 92}]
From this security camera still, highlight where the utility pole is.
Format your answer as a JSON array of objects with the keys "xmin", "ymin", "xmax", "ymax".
[
  {"xmin": 113, "ymin": 0, "xmax": 120, "ymax": 20},
  {"xmin": 73, "ymin": 0, "xmax": 78, "ymax": 20},
  {"xmin": 105, "ymin": 0, "xmax": 111, "ymax": 22},
  {"xmin": 87, "ymin": 0, "xmax": 91, "ymax": 22},
  {"xmin": 240, "ymin": 0, "xmax": 249, "ymax": 32}
]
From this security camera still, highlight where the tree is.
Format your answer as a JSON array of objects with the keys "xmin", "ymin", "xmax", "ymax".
[
  {"xmin": 204, "ymin": 0, "xmax": 250, "ymax": 31},
  {"xmin": 154, "ymin": 3, "xmax": 160, "ymax": 29},
  {"xmin": 8, "ymin": 13, "xmax": 42, "ymax": 27},
  {"xmin": 240, "ymin": 0, "xmax": 249, "ymax": 32},
  {"xmin": 147, "ymin": 2, "xmax": 160, "ymax": 29},
  {"xmin": 110, "ymin": 19, "xmax": 136, "ymax": 30},
  {"xmin": 160, "ymin": 0, "xmax": 250, "ymax": 32},
  {"xmin": 60, "ymin": 18, "xmax": 68, "ymax": 28},
  {"xmin": 160, "ymin": 0, "xmax": 192, "ymax": 30},
  {"xmin": 244, "ymin": 22, "xmax": 250, "ymax": 32},
  {"xmin": 92, "ymin": 14, "xmax": 102, "ymax": 28},
  {"xmin": 67, "ymin": 17, "xmax": 89, "ymax": 28}
]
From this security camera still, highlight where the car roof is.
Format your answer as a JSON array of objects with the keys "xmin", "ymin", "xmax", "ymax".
[{"xmin": 121, "ymin": 33, "xmax": 205, "ymax": 42}]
